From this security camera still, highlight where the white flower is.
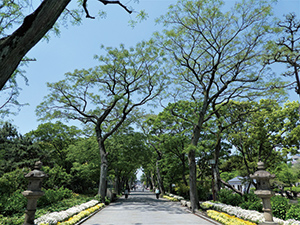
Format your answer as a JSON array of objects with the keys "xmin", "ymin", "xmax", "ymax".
[
  {"xmin": 34, "ymin": 200, "xmax": 99, "ymax": 225},
  {"xmin": 202, "ymin": 201, "xmax": 300, "ymax": 225}
]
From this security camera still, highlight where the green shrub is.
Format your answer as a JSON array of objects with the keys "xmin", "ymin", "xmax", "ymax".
[
  {"xmin": 271, "ymin": 195, "xmax": 290, "ymax": 220},
  {"xmin": 0, "ymin": 168, "xmax": 29, "ymax": 195},
  {"xmin": 0, "ymin": 214, "xmax": 24, "ymax": 225},
  {"xmin": 0, "ymin": 194, "xmax": 93, "ymax": 225},
  {"xmin": 38, "ymin": 187, "xmax": 72, "ymax": 207},
  {"xmin": 286, "ymin": 205, "xmax": 300, "ymax": 220},
  {"xmin": 218, "ymin": 189, "xmax": 242, "ymax": 206},
  {"xmin": 240, "ymin": 191, "xmax": 263, "ymax": 212},
  {"xmin": 197, "ymin": 184, "xmax": 210, "ymax": 201},
  {"xmin": 174, "ymin": 183, "xmax": 190, "ymax": 200},
  {"xmin": 0, "ymin": 190, "xmax": 27, "ymax": 216},
  {"xmin": 42, "ymin": 166, "xmax": 72, "ymax": 190}
]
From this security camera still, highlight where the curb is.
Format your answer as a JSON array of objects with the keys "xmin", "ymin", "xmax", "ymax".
[{"xmin": 75, "ymin": 206, "xmax": 105, "ymax": 225}]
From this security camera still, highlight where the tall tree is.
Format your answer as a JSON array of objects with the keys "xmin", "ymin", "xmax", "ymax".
[
  {"xmin": 36, "ymin": 42, "xmax": 166, "ymax": 201},
  {"xmin": 266, "ymin": 13, "xmax": 300, "ymax": 100},
  {"xmin": 26, "ymin": 121, "xmax": 82, "ymax": 169},
  {"xmin": 0, "ymin": 0, "xmax": 134, "ymax": 90},
  {"xmin": 225, "ymin": 100, "xmax": 300, "ymax": 181},
  {"xmin": 155, "ymin": 0, "xmax": 282, "ymax": 212},
  {"xmin": 0, "ymin": 122, "xmax": 44, "ymax": 175},
  {"xmin": 106, "ymin": 127, "xmax": 148, "ymax": 194}
]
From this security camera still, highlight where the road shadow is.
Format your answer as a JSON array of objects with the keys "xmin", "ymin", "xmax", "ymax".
[{"xmin": 110, "ymin": 191, "xmax": 189, "ymax": 215}]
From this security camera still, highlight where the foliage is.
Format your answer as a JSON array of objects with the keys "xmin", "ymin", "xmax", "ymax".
[
  {"xmin": 224, "ymin": 100, "xmax": 300, "ymax": 177},
  {"xmin": 26, "ymin": 122, "xmax": 83, "ymax": 169},
  {"xmin": 0, "ymin": 190, "xmax": 27, "ymax": 216},
  {"xmin": 271, "ymin": 195, "xmax": 290, "ymax": 220},
  {"xmin": 66, "ymin": 137, "xmax": 100, "ymax": 194},
  {"xmin": 217, "ymin": 189, "xmax": 243, "ymax": 207},
  {"xmin": 155, "ymin": 0, "xmax": 284, "ymax": 211},
  {"xmin": 286, "ymin": 205, "xmax": 300, "ymax": 221},
  {"xmin": 0, "ymin": 122, "xmax": 44, "ymax": 175},
  {"xmin": 38, "ymin": 187, "xmax": 73, "ymax": 208},
  {"xmin": 265, "ymin": 12, "xmax": 300, "ymax": 97},
  {"xmin": 0, "ymin": 167, "xmax": 29, "ymax": 195},
  {"xmin": 272, "ymin": 163, "xmax": 299, "ymax": 187},
  {"xmin": 174, "ymin": 183, "xmax": 190, "ymax": 200},
  {"xmin": 0, "ymin": 194, "xmax": 93, "ymax": 225},
  {"xmin": 240, "ymin": 192, "xmax": 263, "ymax": 212},
  {"xmin": 42, "ymin": 166, "xmax": 72, "ymax": 190}
]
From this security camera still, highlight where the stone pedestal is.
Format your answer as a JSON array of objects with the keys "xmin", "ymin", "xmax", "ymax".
[{"xmin": 22, "ymin": 161, "xmax": 47, "ymax": 225}]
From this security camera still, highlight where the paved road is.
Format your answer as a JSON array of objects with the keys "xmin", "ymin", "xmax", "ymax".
[{"xmin": 81, "ymin": 190, "xmax": 219, "ymax": 225}]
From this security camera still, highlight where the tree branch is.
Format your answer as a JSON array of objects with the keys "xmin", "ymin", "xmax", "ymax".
[{"xmin": 83, "ymin": 0, "xmax": 132, "ymax": 19}]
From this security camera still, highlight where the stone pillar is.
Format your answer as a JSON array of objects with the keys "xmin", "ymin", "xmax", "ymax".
[
  {"xmin": 250, "ymin": 161, "xmax": 278, "ymax": 225},
  {"xmin": 22, "ymin": 161, "xmax": 47, "ymax": 225}
]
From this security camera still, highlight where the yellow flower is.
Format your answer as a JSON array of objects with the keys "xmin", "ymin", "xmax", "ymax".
[{"xmin": 207, "ymin": 210, "xmax": 257, "ymax": 225}]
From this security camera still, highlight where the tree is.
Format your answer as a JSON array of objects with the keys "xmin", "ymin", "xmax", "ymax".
[
  {"xmin": 106, "ymin": 127, "xmax": 148, "ymax": 194},
  {"xmin": 143, "ymin": 101, "xmax": 196, "ymax": 189},
  {"xmin": 36, "ymin": 42, "xmax": 166, "ymax": 201},
  {"xmin": 155, "ymin": 0, "xmax": 282, "ymax": 212},
  {"xmin": 26, "ymin": 121, "xmax": 82, "ymax": 169},
  {"xmin": 66, "ymin": 136, "xmax": 100, "ymax": 193},
  {"xmin": 0, "ymin": 122, "xmax": 44, "ymax": 175},
  {"xmin": 225, "ymin": 100, "xmax": 300, "ymax": 183},
  {"xmin": 266, "ymin": 13, "xmax": 300, "ymax": 99},
  {"xmin": 0, "ymin": 0, "xmax": 134, "ymax": 90}
]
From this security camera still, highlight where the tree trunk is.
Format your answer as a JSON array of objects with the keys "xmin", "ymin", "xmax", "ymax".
[
  {"xmin": 156, "ymin": 160, "xmax": 165, "ymax": 196},
  {"xmin": 98, "ymin": 140, "xmax": 108, "ymax": 202},
  {"xmin": 188, "ymin": 148, "xmax": 199, "ymax": 213},
  {"xmin": 150, "ymin": 171, "xmax": 155, "ymax": 190},
  {"xmin": 0, "ymin": 0, "xmax": 71, "ymax": 90},
  {"xmin": 181, "ymin": 154, "xmax": 188, "ymax": 186}
]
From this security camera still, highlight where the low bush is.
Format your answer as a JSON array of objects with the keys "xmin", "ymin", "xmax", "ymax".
[
  {"xmin": 197, "ymin": 184, "xmax": 210, "ymax": 201},
  {"xmin": 240, "ymin": 191, "xmax": 263, "ymax": 212},
  {"xmin": 271, "ymin": 195, "xmax": 290, "ymax": 220},
  {"xmin": 1, "ymin": 190, "xmax": 27, "ymax": 216},
  {"xmin": 38, "ymin": 187, "xmax": 73, "ymax": 207},
  {"xmin": 217, "ymin": 189, "xmax": 243, "ymax": 206},
  {"xmin": 0, "ymin": 194, "xmax": 93, "ymax": 225},
  {"xmin": 286, "ymin": 205, "xmax": 300, "ymax": 221},
  {"xmin": 174, "ymin": 183, "xmax": 190, "ymax": 200}
]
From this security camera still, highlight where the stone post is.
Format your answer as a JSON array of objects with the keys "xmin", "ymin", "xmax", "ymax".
[
  {"xmin": 22, "ymin": 161, "xmax": 47, "ymax": 225},
  {"xmin": 250, "ymin": 161, "xmax": 278, "ymax": 225}
]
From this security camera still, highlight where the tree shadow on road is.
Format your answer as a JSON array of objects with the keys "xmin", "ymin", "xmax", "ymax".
[{"xmin": 111, "ymin": 191, "xmax": 190, "ymax": 215}]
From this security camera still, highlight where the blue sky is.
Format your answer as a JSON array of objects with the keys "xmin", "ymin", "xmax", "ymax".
[{"xmin": 5, "ymin": 0, "xmax": 300, "ymax": 135}]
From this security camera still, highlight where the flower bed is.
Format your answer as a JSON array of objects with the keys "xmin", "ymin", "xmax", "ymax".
[
  {"xmin": 202, "ymin": 201, "xmax": 300, "ymax": 225},
  {"xmin": 207, "ymin": 210, "xmax": 257, "ymax": 225},
  {"xmin": 164, "ymin": 193, "xmax": 184, "ymax": 201},
  {"xmin": 163, "ymin": 195, "xmax": 179, "ymax": 202},
  {"xmin": 35, "ymin": 200, "xmax": 103, "ymax": 225}
]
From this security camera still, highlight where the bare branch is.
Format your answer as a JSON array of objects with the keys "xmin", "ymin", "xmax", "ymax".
[{"xmin": 83, "ymin": 0, "xmax": 132, "ymax": 19}]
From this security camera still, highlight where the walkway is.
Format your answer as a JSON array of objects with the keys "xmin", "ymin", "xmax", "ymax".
[{"xmin": 81, "ymin": 190, "xmax": 220, "ymax": 225}]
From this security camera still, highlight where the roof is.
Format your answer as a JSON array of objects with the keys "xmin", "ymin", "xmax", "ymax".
[{"xmin": 228, "ymin": 176, "xmax": 249, "ymax": 185}]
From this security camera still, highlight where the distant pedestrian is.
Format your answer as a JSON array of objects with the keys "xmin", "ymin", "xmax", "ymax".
[
  {"xmin": 125, "ymin": 189, "xmax": 129, "ymax": 199},
  {"xmin": 155, "ymin": 188, "xmax": 160, "ymax": 199}
]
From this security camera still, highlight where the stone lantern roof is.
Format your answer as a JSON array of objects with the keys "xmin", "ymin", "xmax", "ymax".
[
  {"xmin": 250, "ymin": 161, "xmax": 275, "ymax": 180},
  {"xmin": 25, "ymin": 161, "xmax": 47, "ymax": 179}
]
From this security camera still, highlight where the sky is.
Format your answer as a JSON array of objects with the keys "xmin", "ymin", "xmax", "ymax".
[{"xmin": 3, "ymin": 0, "xmax": 300, "ymax": 135}]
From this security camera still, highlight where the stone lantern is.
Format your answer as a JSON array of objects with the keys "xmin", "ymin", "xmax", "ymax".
[
  {"xmin": 250, "ymin": 161, "xmax": 278, "ymax": 225},
  {"xmin": 22, "ymin": 161, "xmax": 47, "ymax": 225}
]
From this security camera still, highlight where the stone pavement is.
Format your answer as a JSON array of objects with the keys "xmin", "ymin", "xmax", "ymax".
[{"xmin": 80, "ymin": 190, "xmax": 220, "ymax": 225}]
